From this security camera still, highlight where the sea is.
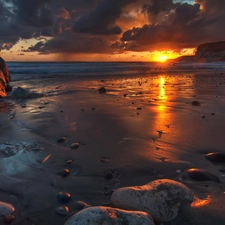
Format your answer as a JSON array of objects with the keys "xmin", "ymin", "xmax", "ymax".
[{"xmin": 8, "ymin": 61, "xmax": 225, "ymax": 82}]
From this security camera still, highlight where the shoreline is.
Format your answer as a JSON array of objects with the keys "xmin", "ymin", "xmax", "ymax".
[{"xmin": 1, "ymin": 70, "xmax": 225, "ymax": 224}]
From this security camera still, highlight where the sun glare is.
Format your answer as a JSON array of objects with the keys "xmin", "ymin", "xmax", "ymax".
[{"xmin": 158, "ymin": 55, "xmax": 167, "ymax": 62}]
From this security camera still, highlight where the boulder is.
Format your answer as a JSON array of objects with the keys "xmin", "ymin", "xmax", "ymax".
[
  {"xmin": 64, "ymin": 206, "xmax": 155, "ymax": 225},
  {"xmin": 111, "ymin": 179, "xmax": 194, "ymax": 223},
  {"xmin": 11, "ymin": 87, "xmax": 45, "ymax": 100},
  {"xmin": 0, "ymin": 57, "xmax": 11, "ymax": 83},
  {"xmin": 0, "ymin": 70, "xmax": 6, "ymax": 98}
]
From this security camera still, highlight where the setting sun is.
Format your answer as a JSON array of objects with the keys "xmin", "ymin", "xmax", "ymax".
[{"xmin": 158, "ymin": 55, "xmax": 167, "ymax": 62}]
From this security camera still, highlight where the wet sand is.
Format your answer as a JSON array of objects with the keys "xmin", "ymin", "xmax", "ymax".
[{"xmin": 1, "ymin": 70, "xmax": 225, "ymax": 224}]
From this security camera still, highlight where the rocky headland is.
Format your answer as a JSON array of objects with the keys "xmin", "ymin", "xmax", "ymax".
[{"xmin": 172, "ymin": 41, "xmax": 225, "ymax": 63}]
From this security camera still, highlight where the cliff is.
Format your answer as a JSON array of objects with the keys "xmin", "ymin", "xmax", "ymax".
[{"xmin": 172, "ymin": 41, "xmax": 225, "ymax": 62}]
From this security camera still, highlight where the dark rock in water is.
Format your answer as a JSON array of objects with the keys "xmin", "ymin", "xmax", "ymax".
[
  {"xmin": 191, "ymin": 101, "xmax": 201, "ymax": 106},
  {"xmin": 57, "ymin": 137, "xmax": 66, "ymax": 143},
  {"xmin": 205, "ymin": 152, "xmax": 225, "ymax": 164},
  {"xmin": 98, "ymin": 87, "xmax": 106, "ymax": 93},
  {"xmin": 57, "ymin": 191, "xmax": 71, "ymax": 204},
  {"xmin": 55, "ymin": 206, "xmax": 69, "ymax": 216},
  {"xmin": 73, "ymin": 201, "xmax": 90, "ymax": 211},
  {"xmin": 187, "ymin": 168, "xmax": 220, "ymax": 183}
]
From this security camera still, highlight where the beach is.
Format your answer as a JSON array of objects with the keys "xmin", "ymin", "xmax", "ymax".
[{"xmin": 1, "ymin": 62, "xmax": 225, "ymax": 224}]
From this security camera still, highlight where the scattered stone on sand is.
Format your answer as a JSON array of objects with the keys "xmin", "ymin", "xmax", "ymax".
[
  {"xmin": 187, "ymin": 168, "xmax": 220, "ymax": 183},
  {"xmin": 59, "ymin": 168, "xmax": 70, "ymax": 177},
  {"xmin": 91, "ymin": 107, "xmax": 96, "ymax": 110},
  {"xmin": 201, "ymin": 114, "xmax": 206, "ymax": 118},
  {"xmin": 57, "ymin": 137, "xmax": 66, "ymax": 143},
  {"xmin": 10, "ymin": 87, "xmax": 45, "ymax": 100},
  {"xmin": 73, "ymin": 201, "xmax": 90, "ymax": 211},
  {"xmin": 111, "ymin": 179, "xmax": 194, "ymax": 223},
  {"xmin": 57, "ymin": 191, "xmax": 71, "ymax": 204},
  {"xmin": 67, "ymin": 159, "xmax": 73, "ymax": 164},
  {"xmin": 64, "ymin": 206, "xmax": 155, "ymax": 225},
  {"xmin": 191, "ymin": 101, "xmax": 201, "ymax": 106},
  {"xmin": 98, "ymin": 87, "xmax": 107, "ymax": 93},
  {"xmin": 205, "ymin": 152, "xmax": 225, "ymax": 164},
  {"xmin": 104, "ymin": 171, "xmax": 113, "ymax": 180},
  {"xmin": 71, "ymin": 142, "xmax": 79, "ymax": 149},
  {"xmin": 0, "ymin": 201, "xmax": 15, "ymax": 216},
  {"xmin": 56, "ymin": 206, "xmax": 70, "ymax": 216},
  {"xmin": 211, "ymin": 112, "xmax": 215, "ymax": 115}
]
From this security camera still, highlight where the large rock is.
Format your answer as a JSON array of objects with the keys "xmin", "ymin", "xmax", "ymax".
[
  {"xmin": 11, "ymin": 87, "xmax": 45, "ymax": 100},
  {"xmin": 111, "ymin": 179, "xmax": 194, "ymax": 223},
  {"xmin": 0, "ymin": 70, "xmax": 6, "ymax": 98},
  {"xmin": 0, "ymin": 57, "xmax": 11, "ymax": 83},
  {"xmin": 64, "ymin": 206, "xmax": 155, "ymax": 225}
]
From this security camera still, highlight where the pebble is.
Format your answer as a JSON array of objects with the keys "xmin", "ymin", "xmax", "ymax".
[
  {"xmin": 98, "ymin": 87, "xmax": 106, "ymax": 93},
  {"xmin": 67, "ymin": 159, "xmax": 73, "ymax": 164},
  {"xmin": 201, "ymin": 114, "xmax": 206, "ymax": 118},
  {"xmin": 205, "ymin": 152, "xmax": 225, "ymax": 164},
  {"xmin": 57, "ymin": 191, "xmax": 71, "ymax": 204},
  {"xmin": 191, "ymin": 101, "xmax": 200, "ymax": 106},
  {"xmin": 70, "ymin": 142, "xmax": 79, "ymax": 149},
  {"xmin": 104, "ymin": 171, "xmax": 113, "ymax": 180},
  {"xmin": 211, "ymin": 112, "xmax": 215, "ymax": 115},
  {"xmin": 73, "ymin": 201, "xmax": 90, "ymax": 211},
  {"xmin": 187, "ymin": 168, "xmax": 220, "ymax": 183},
  {"xmin": 60, "ymin": 169, "xmax": 70, "ymax": 177},
  {"xmin": 0, "ymin": 201, "xmax": 15, "ymax": 216},
  {"xmin": 56, "ymin": 206, "xmax": 69, "ymax": 216},
  {"xmin": 57, "ymin": 137, "xmax": 66, "ymax": 143}
]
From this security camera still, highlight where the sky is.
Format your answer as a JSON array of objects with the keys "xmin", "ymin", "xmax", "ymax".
[{"xmin": 0, "ymin": 0, "xmax": 225, "ymax": 62}]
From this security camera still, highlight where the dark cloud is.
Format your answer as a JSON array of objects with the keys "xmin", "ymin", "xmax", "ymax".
[
  {"xmin": 73, "ymin": 0, "xmax": 135, "ymax": 35},
  {"xmin": 0, "ymin": 0, "xmax": 225, "ymax": 56}
]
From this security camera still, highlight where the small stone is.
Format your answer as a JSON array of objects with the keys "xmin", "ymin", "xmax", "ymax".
[
  {"xmin": 91, "ymin": 107, "xmax": 96, "ymax": 110},
  {"xmin": 201, "ymin": 114, "xmax": 205, "ymax": 118},
  {"xmin": 67, "ymin": 159, "xmax": 73, "ymax": 164},
  {"xmin": 60, "ymin": 168, "xmax": 70, "ymax": 177},
  {"xmin": 176, "ymin": 170, "xmax": 182, "ymax": 174},
  {"xmin": 56, "ymin": 206, "xmax": 69, "ymax": 216},
  {"xmin": 211, "ymin": 112, "xmax": 215, "ymax": 115},
  {"xmin": 104, "ymin": 171, "xmax": 113, "ymax": 180},
  {"xmin": 187, "ymin": 168, "xmax": 220, "ymax": 183},
  {"xmin": 71, "ymin": 142, "xmax": 79, "ymax": 149},
  {"xmin": 0, "ymin": 201, "xmax": 15, "ymax": 216},
  {"xmin": 57, "ymin": 137, "xmax": 66, "ymax": 143},
  {"xmin": 21, "ymin": 104, "xmax": 26, "ymax": 108},
  {"xmin": 191, "ymin": 101, "xmax": 200, "ymax": 106},
  {"xmin": 73, "ymin": 201, "xmax": 90, "ymax": 211},
  {"xmin": 98, "ymin": 87, "xmax": 106, "ymax": 93},
  {"xmin": 137, "ymin": 107, "xmax": 142, "ymax": 110},
  {"xmin": 57, "ymin": 191, "xmax": 71, "ymax": 204}
]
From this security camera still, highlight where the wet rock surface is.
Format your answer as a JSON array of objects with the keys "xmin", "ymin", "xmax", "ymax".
[
  {"xmin": 64, "ymin": 206, "xmax": 155, "ymax": 225},
  {"xmin": 111, "ymin": 179, "xmax": 194, "ymax": 222}
]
